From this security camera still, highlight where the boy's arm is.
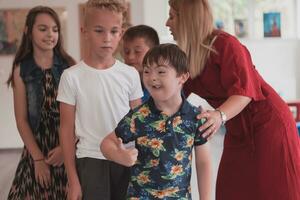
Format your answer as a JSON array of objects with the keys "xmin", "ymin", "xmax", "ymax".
[
  {"xmin": 59, "ymin": 102, "xmax": 81, "ymax": 196},
  {"xmin": 194, "ymin": 143, "xmax": 212, "ymax": 200},
  {"xmin": 100, "ymin": 132, "xmax": 138, "ymax": 167},
  {"xmin": 129, "ymin": 98, "xmax": 142, "ymax": 109}
]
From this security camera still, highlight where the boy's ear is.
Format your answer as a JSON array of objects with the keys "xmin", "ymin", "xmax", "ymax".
[{"xmin": 179, "ymin": 72, "xmax": 190, "ymax": 85}]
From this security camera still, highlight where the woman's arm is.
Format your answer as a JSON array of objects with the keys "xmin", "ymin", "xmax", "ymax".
[
  {"xmin": 198, "ymin": 95, "xmax": 251, "ymax": 138},
  {"xmin": 195, "ymin": 143, "xmax": 212, "ymax": 200}
]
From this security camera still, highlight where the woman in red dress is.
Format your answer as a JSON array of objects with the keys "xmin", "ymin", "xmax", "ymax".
[{"xmin": 166, "ymin": 0, "xmax": 300, "ymax": 199}]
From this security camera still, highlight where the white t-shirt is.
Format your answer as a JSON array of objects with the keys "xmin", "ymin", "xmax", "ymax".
[{"xmin": 57, "ymin": 60, "xmax": 143, "ymax": 159}]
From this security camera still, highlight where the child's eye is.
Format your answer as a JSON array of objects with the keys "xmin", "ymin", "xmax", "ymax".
[
  {"xmin": 94, "ymin": 29, "xmax": 103, "ymax": 33},
  {"xmin": 39, "ymin": 28, "xmax": 46, "ymax": 32},
  {"xmin": 111, "ymin": 30, "xmax": 119, "ymax": 34},
  {"xmin": 158, "ymin": 71, "xmax": 166, "ymax": 74},
  {"xmin": 53, "ymin": 28, "xmax": 59, "ymax": 32}
]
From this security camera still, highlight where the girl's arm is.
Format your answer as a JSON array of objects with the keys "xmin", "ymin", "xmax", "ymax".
[
  {"xmin": 129, "ymin": 98, "xmax": 142, "ymax": 109},
  {"xmin": 13, "ymin": 67, "xmax": 44, "ymax": 160},
  {"xmin": 59, "ymin": 102, "xmax": 82, "ymax": 199},
  {"xmin": 13, "ymin": 67, "xmax": 51, "ymax": 188},
  {"xmin": 195, "ymin": 143, "xmax": 212, "ymax": 200},
  {"xmin": 198, "ymin": 95, "xmax": 251, "ymax": 138}
]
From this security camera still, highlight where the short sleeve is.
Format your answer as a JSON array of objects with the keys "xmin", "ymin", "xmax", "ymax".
[
  {"xmin": 56, "ymin": 71, "xmax": 76, "ymax": 105},
  {"xmin": 115, "ymin": 110, "xmax": 137, "ymax": 143},
  {"xmin": 129, "ymin": 69, "xmax": 143, "ymax": 101},
  {"xmin": 194, "ymin": 118, "xmax": 207, "ymax": 146},
  {"xmin": 217, "ymin": 35, "xmax": 265, "ymax": 101}
]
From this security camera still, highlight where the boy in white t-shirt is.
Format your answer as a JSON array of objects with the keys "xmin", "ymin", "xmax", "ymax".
[{"xmin": 57, "ymin": 0, "xmax": 142, "ymax": 199}]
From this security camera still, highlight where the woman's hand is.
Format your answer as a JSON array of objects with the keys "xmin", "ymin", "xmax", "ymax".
[
  {"xmin": 34, "ymin": 160, "xmax": 51, "ymax": 188},
  {"xmin": 45, "ymin": 146, "xmax": 64, "ymax": 167},
  {"xmin": 197, "ymin": 110, "xmax": 223, "ymax": 139}
]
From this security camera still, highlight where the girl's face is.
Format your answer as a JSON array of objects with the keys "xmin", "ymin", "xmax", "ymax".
[
  {"xmin": 143, "ymin": 60, "xmax": 188, "ymax": 103},
  {"xmin": 166, "ymin": 7, "xmax": 178, "ymax": 40},
  {"xmin": 31, "ymin": 13, "xmax": 59, "ymax": 52}
]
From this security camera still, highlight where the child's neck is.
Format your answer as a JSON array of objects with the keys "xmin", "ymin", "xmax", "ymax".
[
  {"xmin": 154, "ymin": 93, "xmax": 183, "ymax": 116},
  {"xmin": 33, "ymin": 50, "xmax": 53, "ymax": 70},
  {"xmin": 84, "ymin": 54, "xmax": 115, "ymax": 70}
]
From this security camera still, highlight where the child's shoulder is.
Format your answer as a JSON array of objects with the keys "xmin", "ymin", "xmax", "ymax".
[
  {"xmin": 62, "ymin": 61, "xmax": 86, "ymax": 74},
  {"xmin": 114, "ymin": 60, "xmax": 139, "ymax": 73},
  {"xmin": 182, "ymin": 100, "xmax": 202, "ymax": 120},
  {"xmin": 113, "ymin": 60, "xmax": 140, "ymax": 80}
]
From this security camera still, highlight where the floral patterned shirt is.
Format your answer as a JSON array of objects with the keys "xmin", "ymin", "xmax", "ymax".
[{"xmin": 115, "ymin": 97, "xmax": 207, "ymax": 200}]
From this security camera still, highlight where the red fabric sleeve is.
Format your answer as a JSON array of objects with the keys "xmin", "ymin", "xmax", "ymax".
[{"xmin": 216, "ymin": 34, "xmax": 266, "ymax": 101}]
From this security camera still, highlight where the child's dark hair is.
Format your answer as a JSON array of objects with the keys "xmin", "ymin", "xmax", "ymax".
[
  {"xmin": 143, "ymin": 43, "xmax": 188, "ymax": 75},
  {"xmin": 123, "ymin": 25, "xmax": 160, "ymax": 48},
  {"xmin": 7, "ymin": 6, "xmax": 75, "ymax": 87}
]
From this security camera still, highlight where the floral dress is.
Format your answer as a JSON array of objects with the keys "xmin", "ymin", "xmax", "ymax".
[{"xmin": 8, "ymin": 69, "xmax": 67, "ymax": 200}]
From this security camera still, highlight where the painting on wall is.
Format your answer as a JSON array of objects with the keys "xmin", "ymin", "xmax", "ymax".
[
  {"xmin": 234, "ymin": 19, "xmax": 248, "ymax": 38},
  {"xmin": 0, "ymin": 7, "xmax": 67, "ymax": 56},
  {"xmin": 78, "ymin": 1, "xmax": 131, "ymax": 59},
  {"xmin": 263, "ymin": 12, "xmax": 281, "ymax": 37}
]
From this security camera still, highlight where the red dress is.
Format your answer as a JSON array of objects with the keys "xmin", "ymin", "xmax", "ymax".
[{"xmin": 184, "ymin": 31, "xmax": 300, "ymax": 200}]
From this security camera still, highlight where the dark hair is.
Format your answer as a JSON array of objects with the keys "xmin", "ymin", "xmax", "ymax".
[
  {"xmin": 143, "ymin": 43, "xmax": 188, "ymax": 75},
  {"xmin": 7, "ymin": 6, "xmax": 75, "ymax": 86},
  {"xmin": 123, "ymin": 25, "xmax": 160, "ymax": 48}
]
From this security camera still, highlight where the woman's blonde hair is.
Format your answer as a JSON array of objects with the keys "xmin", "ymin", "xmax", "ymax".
[{"xmin": 169, "ymin": 0, "xmax": 215, "ymax": 78}]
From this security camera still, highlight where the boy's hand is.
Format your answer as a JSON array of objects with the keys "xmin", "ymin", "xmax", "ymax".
[
  {"xmin": 68, "ymin": 180, "xmax": 82, "ymax": 200},
  {"xmin": 117, "ymin": 138, "xmax": 138, "ymax": 167},
  {"xmin": 45, "ymin": 146, "xmax": 64, "ymax": 167}
]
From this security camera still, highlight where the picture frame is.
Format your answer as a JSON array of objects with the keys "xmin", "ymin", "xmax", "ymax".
[
  {"xmin": 0, "ymin": 7, "xmax": 67, "ymax": 56},
  {"xmin": 263, "ymin": 12, "xmax": 281, "ymax": 37},
  {"xmin": 234, "ymin": 19, "xmax": 248, "ymax": 38}
]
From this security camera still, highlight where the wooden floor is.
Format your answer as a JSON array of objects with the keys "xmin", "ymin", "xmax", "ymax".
[{"xmin": 0, "ymin": 131, "xmax": 225, "ymax": 200}]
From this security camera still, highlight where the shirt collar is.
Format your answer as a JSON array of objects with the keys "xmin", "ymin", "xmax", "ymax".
[{"xmin": 147, "ymin": 94, "xmax": 191, "ymax": 116}]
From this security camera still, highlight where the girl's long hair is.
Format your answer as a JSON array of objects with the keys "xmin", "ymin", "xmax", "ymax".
[
  {"xmin": 169, "ymin": 0, "xmax": 216, "ymax": 79},
  {"xmin": 7, "ymin": 6, "xmax": 75, "ymax": 87}
]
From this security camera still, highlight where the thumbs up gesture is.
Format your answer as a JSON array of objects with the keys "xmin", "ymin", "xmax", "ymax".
[{"xmin": 117, "ymin": 138, "xmax": 138, "ymax": 167}]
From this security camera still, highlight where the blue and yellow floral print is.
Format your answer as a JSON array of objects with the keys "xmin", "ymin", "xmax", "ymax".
[{"xmin": 115, "ymin": 97, "xmax": 207, "ymax": 200}]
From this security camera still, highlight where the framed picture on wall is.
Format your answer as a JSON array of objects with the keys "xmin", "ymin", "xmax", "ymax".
[
  {"xmin": 263, "ymin": 12, "xmax": 281, "ymax": 37},
  {"xmin": 234, "ymin": 19, "xmax": 248, "ymax": 38},
  {"xmin": 0, "ymin": 7, "xmax": 67, "ymax": 56}
]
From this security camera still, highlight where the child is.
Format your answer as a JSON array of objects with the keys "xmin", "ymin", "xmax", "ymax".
[
  {"xmin": 6, "ymin": 6, "xmax": 75, "ymax": 199},
  {"xmin": 122, "ymin": 24, "xmax": 160, "ymax": 102},
  {"xmin": 57, "ymin": 0, "xmax": 143, "ymax": 199},
  {"xmin": 101, "ymin": 43, "xmax": 212, "ymax": 200}
]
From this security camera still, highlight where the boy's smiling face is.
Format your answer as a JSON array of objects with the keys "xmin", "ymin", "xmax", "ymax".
[
  {"xmin": 143, "ymin": 59, "xmax": 189, "ymax": 103},
  {"xmin": 123, "ymin": 37, "xmax": 151, "ymax": 76},
  {"xmin": 82, "ymin": 8, "xmax": 123, "ymax": 59}
]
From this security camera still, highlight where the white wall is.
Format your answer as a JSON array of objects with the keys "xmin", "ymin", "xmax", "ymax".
[{"xmin": 1, "ymin": 1, "xmax": 300, "ymax": 145}]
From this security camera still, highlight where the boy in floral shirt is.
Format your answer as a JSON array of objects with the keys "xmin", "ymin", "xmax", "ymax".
[{"xmin": 101, "ymin": 43, "xmax": 212, "ymax": 200}]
